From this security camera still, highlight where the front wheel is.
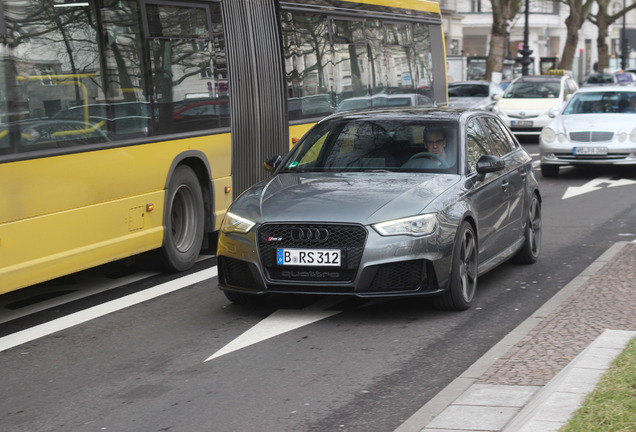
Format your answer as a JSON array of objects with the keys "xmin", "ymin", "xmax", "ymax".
[
  {"xmin": 160, "ymin": 165, "xmax": 205, "ymax": 272},
  {"xmin": 433, "ymin": 221, "xmax": 478, "ymax": 311},
  {"xmin": 512, "ymin": 193, "xmax": 542, "ymax": 264}
]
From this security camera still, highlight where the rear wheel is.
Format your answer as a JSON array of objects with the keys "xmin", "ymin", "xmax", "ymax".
[
  {"xmin": 433, "ymin": 221, "xmax": 478, "ymax": 311},
  {"xmin": 512, "ymin": 193, "xmax": 542, "ymax": 264},
  {"xmin": 541, "ymin": 164, "xmax": 559, "ymax": 178},
  {"xmin": 160, "ymin": 165, "xmax": 205, "ymax": 272}
]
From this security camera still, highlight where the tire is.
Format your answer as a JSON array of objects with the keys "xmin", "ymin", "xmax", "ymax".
[
  {"xmin": 512, "ymin": 193, "xmax": 542, "ymax": 264},
  {"xmin": 160, "ymin": 165, "xmax": 205, "ymax": 272},
  {"xmin": 433, "ymin": 221, "xmax": 478, "ymax": 311},
  {"xmin": 223, "ymin": 290, "xmax": 266, "ymax": 305},
  {"xmin": 541, "ymin": 164, "xmax": 559, "ymax": 178}
]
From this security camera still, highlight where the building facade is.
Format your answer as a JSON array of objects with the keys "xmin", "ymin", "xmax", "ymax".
[{"xmin": 441, "ymin": 0, "xmax": 636, "ymax": 83}]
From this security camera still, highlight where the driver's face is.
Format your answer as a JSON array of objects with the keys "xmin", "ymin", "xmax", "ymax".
[{"xmin": 424, "ymin": 131, "xmax": 446, "ymax": 155}]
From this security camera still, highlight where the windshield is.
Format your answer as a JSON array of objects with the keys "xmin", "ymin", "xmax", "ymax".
[
  {"xmin": 283, "ymin": 118, "xmax": 459, "ymax": 174},
  {"xmin": 448, "ymin": 84, "xmax": 489, "ymax": 97},
  {"xmin": 584, "ymin": 74, "xmax": 615, "ymax": 84},
  {"xmin": 563, "ymin": 91, "xmax": 636, "ymax": 114},
  {"xmin": 503, "ymin": 80, "xmax": 560, "ymax": 98}
]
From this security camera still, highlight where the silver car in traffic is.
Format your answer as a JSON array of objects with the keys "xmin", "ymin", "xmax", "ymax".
[
  {"xmin": 539, "ymin": 86, "xmax": 636, "ymax": 177},
  {"xmin": 217, "ymin": 108, "xmax": 542, "ymax": 310}
]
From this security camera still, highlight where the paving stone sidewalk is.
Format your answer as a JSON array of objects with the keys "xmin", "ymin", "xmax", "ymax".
[
  {"xmin": 478, "ymin": 241, "xmax": 636, "ymax": 387},
  {"xmin": 396, "ymin": 241, "xmax": 636, "ymax": 432}
]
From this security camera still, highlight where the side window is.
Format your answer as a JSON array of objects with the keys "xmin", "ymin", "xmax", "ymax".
[
  {"xmin": 483, "ymin": 117, "xmax": 513, "ymax": 157},
  {"xmin": 281, "ymin": 12, "xmax": 333, "ymax": 121},
  {"xmin": 0, "ymin": 0, "xmax": 230, "ymax": 153},
  {"xmin": 332, "ymin": 19, "xmax": 370, "ymax": 109},
  {"xmin": 143, "ymin": 1, "xmax": 229, "ymax": 135},
  {"xmin": 465, "ymin": 118, "xmax": 492, "ymax": 173}
]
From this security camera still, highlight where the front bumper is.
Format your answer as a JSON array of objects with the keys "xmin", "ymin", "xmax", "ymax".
[
  {"xmin": 540, "ymin": 140, "xmax": 636, "ymax": 166},
  {"xmin": 499, "ymin": 114, "xmax": 552, "ymax": 136},
  {"xmin": 217, "ymin": 222, "xmax": 454, "ymax": 298}
]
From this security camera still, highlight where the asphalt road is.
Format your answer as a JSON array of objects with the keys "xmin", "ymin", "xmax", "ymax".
[{"xmin": 1, "ymin": 142, "xmax": 636, "ymax": 432}]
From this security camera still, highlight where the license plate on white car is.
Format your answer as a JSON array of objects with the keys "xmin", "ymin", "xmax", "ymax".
[
  {"xmin": 277, "ymin": 248, "xmax": 341, "ymax": 266},
  {"xmin": 573, "ymin": 147, "xmax": 608, "ymax": 155},
  {"xmin": 511, "ymin": 120, "xmax": 532, "ymax": 127}
]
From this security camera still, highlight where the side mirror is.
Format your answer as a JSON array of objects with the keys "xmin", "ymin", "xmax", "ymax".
[
  {"xmin": 264, "ymin": 155, "xmax": 283, "ymax": 173},
  {"xmin": 493, "ymin": 94, "xmax": 502, "ymax": 101},
  {"xmin": 476, "ymin": 155, "xmax": 505, "ymax": 174}
]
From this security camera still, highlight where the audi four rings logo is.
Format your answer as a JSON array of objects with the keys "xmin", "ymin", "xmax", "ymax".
[{"xmin": 290, "ymin": 227, "xmax": 329, "ymax": 242}]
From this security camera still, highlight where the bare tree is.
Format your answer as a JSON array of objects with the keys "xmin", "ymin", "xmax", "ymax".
[
  {"xmin": 485, "ymin": 0, "xmax": 522, "ymax": 80},
  {"xmin": 588, "ymin": 0, "xmax": 636, "ymax": 72},
  {"xmin": 558, "ymin": 0, "xmax": 596, "ymax": 70}
]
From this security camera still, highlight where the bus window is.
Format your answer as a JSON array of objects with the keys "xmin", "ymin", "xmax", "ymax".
[
  {"xmin": 384, "ymin": 23, "xmax": 415, "ymax": 91},
  {"xmin": 2, "ymin": 0, "xmax": 111, "ymax": 151},
  {"xmin": 331, "ymin": 19, "xmax": 370, "ymax": 109},
  {"xmin": 282, "ymin": 11, "xmax": 332, "ymax": 121},
  {"xmin": 414, "ymin": 23, "xmax": 435, "ymax": 102},
  {"xmin": 366, "ymin": 19, "xmax": 388, "ymax": 95},
  {"xmin": 142, "ymin": 1, "xmax": 229, "ymax": 134}
]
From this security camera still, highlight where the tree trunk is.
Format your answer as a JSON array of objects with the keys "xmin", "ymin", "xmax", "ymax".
[
  {"xmin": 596, "ymin": 7, "xmax": 610, "ymax": 72},
  {"xmin": 485, "ymin": 0, "xmax": 509, "ymax": 81},
  {"xmin": 559, "ymin": 8, "xmax": 583, "ymax": 70}
]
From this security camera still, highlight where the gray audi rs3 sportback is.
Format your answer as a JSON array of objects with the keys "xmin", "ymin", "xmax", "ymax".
[{"xmin": 217, "ymin": 108, "xmax": 542, "ymax": 310}]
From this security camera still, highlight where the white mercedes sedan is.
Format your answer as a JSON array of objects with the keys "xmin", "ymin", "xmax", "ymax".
[{"xmin": 539, "ymin": 86, "xmax": 636, "ymax": 177}]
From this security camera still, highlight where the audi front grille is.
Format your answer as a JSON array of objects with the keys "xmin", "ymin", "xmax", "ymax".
[{"xmin": 257, "ymin": 223, "xmax": 367, "ymax": 282}]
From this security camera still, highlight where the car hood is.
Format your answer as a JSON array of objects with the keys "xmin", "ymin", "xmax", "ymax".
[
  {"xmin": 229, "ymin": 172, "xmax": 461, "ymax": 225},
  {"xmin": 552, "ymin": 114, "xmax": 635, "ymax": 133},
  {"xmin": 448, "ymin": 97, "xmax": 489, "ymax": 108}
]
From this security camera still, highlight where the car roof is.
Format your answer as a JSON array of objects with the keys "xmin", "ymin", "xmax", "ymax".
[
  {"xmin": 573, "ymin": 85, "xmax": 636, "ymax": 93},
  {"xmin": 513, "ymin": 75, "xmax": 563, "ymax": 83},
  {"xmin": 449, "ymin": 80, "xmax": 493, "ymax": 85},
  {"xmin": 322, "ymin": 106, "xmax": 490, "ymax": 123}
]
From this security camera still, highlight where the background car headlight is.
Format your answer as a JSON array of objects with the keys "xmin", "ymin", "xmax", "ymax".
[
  {"xmin": 222, "ymin": 212, "xmax": 256, "ymax": 233},
  {"xmin": 541, "ymin": 127, "xmax": 556, "ymax": 143},
  {"xmin": 491, "ymin": 105, "xmax": 502, "ymax": 116},
  {"xmin": 373, "ymin": 214, "xmax": 437, "ymax": 237},
  {"xmin": 630, "ymin": 129, "xmax": 636, "ymax": 142}
]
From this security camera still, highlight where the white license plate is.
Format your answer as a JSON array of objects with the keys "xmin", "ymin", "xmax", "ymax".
[
  {"xmin": 511, "ymin": 120, "xmax": 532, "ymax": 127},
  {"xmin": 277, "ymin": 248, "xmax": 341, "ymax": 266},
  {"xmin": 573, "ymin": 147, "xmax": 608, "ymax": 155}
]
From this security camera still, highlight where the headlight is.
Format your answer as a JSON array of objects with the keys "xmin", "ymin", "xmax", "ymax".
[
  {"xmin": 221, "ymin": 212, "xmax": 255, "ymax": 233},
  {"xmin": 618, "ymin": 132, "xmax": 627, "ymax": 142},
  {"xmin": 630, "ymin": 129, "xmax": 636, "ymax": 142},
  {"xmin": 373, "ymin": 214, "xmax": 438, "ymax": 237},
  {"xmin": 541, "ymin": 127, "xmax": 556, "ymax": 143}
]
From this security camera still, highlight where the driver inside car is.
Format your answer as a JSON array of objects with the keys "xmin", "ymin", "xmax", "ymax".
[{"xmin": 402, "ymin": 126, "xmax": 451, "ymax": 169}]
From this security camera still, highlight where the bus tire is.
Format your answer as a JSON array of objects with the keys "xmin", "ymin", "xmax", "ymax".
[{"xmin": 160, "ymin": 165, "xmax": 205, "ymax": 272}]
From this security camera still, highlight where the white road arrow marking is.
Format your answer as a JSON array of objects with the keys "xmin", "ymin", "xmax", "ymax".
[
  {"xmin": 204, "ymin": 297, "xmax": 344, "ymax": 362},
  {"xmin": 562, "ymin": 175, "xmax": 636, "ymax": 199}
]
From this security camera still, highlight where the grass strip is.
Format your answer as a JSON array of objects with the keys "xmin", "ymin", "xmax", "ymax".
[{"xmin": 560, "ymin": 337, "xmax": 636, "ymax": 432}]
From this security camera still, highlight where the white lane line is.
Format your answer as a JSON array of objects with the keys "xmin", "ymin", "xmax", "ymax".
[
  {"xmin": 0, "ymin": 267, "xmax": 217, "ymax": 353},
  {"xmin": 563, "ymin": 175, "xmax": 636, "ymax": 199},
  {"xmin": 205, "ymin": 296, "xmax": 343, "ymax": 362}
]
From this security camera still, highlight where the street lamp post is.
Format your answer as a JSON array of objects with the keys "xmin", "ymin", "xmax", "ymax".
[
  {"xmin": 621, "ymin": 0, "xmax": 628, "ymax": 70},
  {"xmin": 518, "ymin": 0, "xmax": 533, "ymax": 75}
]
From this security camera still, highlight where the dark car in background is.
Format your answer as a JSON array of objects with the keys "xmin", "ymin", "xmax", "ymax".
[
  {"xmin": 448, "ymin": 80, "xmax": 504, "ymax": 111},
  {"xmin": 217, "ymin": 108, "xmax": 542, "ymax": 311}
]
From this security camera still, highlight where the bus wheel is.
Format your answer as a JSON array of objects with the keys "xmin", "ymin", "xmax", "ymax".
[{"xmin": 161, "ymin": 165, "xmax": 205, "ymax": 272}]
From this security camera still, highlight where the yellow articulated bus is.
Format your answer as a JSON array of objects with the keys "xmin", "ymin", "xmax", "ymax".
[{"xmin": 0, "ymin": 0, "xmax": 447, "ymax": 295}]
